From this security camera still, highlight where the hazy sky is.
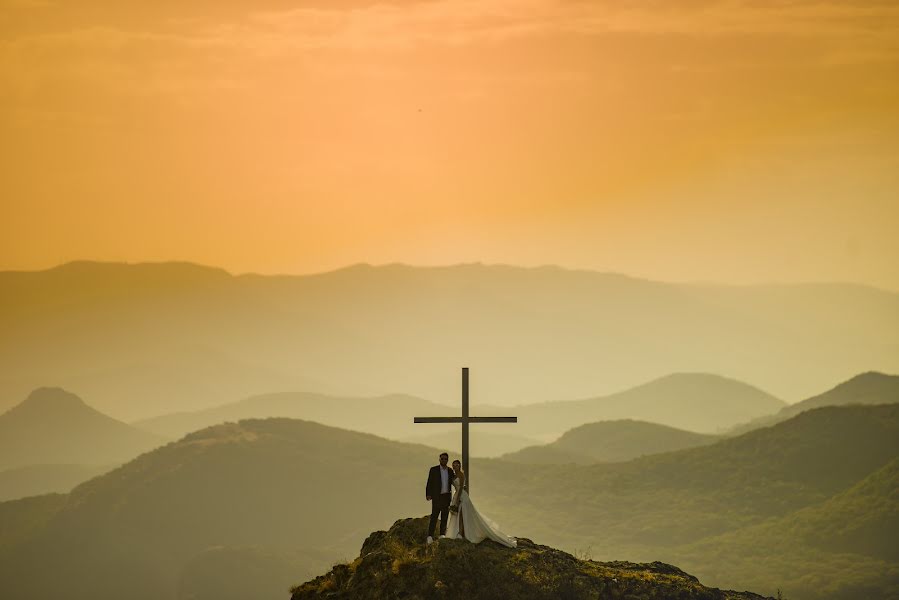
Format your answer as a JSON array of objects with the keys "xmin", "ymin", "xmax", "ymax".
[{"xmin": 2, "ymin": 0, "xmax": 898, "ymax": 289}]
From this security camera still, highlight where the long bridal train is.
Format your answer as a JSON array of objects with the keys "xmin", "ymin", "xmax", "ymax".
[{"xmin": 445, "ymin": 477, "xmax": 516, "ymax": 548}]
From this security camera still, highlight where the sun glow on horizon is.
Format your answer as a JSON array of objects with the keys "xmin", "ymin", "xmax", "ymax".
[{"xmin": 1, "ymin": 0, "xmax": 897, "ymax": 289}]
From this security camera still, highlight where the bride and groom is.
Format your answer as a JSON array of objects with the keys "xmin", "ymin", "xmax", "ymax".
[{"xmin": 425, "ymin": 452, "xmax": 517, "ymax": 548}]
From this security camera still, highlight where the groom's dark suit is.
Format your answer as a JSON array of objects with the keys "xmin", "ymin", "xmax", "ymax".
[{"xmin": 426, "ymin": 465, "xmax": 456, "ymax": 537}]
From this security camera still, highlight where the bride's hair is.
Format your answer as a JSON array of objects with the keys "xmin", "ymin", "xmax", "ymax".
[{"xmin": 452, "ymin": 460, "xmax": 464, "ymax": 477}]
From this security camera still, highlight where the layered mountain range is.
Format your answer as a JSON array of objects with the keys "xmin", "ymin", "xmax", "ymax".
[
  {"xmin": 2, "ymin": 261, "xmax": 897, "ymax": 420},
  {"xmin": 3, "ymin": 371, "xmax": 896, "ymax": 502},
  {"xmin": 133, "ymin": 372, "xmax": 785, "ymax": 444},
  {"xmin": 729, "ymin": 371, "xmax": 899, "ymax": 434},
  {"xmin": 501, "ymin": 419, "xmax": 719, "ymax": 464},
  {"xmin": 0, "ymin": 401, "xmax": 895, "ymax": 600},
  {"xmin": 1, "ymin": 259, "xmax": 896, "ymax": 599}
]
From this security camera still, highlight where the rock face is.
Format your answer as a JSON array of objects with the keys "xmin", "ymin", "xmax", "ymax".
[{"xmin": 291, "ymin": 516, "xmax": 772, "ymax": 600}]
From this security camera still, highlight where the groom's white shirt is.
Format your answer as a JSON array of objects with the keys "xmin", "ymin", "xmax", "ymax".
[{"xmin": 440, "ymin": 466, "xmax": 449, "ymax": 494}]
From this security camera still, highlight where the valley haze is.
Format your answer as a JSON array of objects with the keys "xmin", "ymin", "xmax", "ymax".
[
  {"xmin": 0, "ymin": 259, "xmax": 897, "ymax": 600},
  {"xmin": 1, "ymin": 260, "xmax": 896, "ymax": 422}
]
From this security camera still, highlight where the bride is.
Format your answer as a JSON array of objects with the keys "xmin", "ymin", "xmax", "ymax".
[{"xmin": 445, "ymin": 460, "xmax": 516, "ymax": 548}]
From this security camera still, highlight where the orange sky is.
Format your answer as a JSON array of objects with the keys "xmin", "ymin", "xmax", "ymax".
[{"xmin": 1, "ymin": 0, "xmax": 898, "ymax": 289}]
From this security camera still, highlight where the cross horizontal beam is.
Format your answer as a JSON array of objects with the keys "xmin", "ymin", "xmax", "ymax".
[
  {"xmin": 414, "ymin": 368, "xmax": 518, "ymax": 492},
  {"xmin": 413, "ymin": 417, "xmax": 518, "ymax": 424}
]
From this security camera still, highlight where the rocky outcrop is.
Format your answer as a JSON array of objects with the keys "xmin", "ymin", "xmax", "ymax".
[{"xmin": 291, "ymin": 516, "xmax": 772, "ymax": 600}]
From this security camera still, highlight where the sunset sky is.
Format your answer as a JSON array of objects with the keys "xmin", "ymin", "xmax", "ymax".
[{"xmin": 2, "ymin": 0, "xmax": 898, "ymax": 289}]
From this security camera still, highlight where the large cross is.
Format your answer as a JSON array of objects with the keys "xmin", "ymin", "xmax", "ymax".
[{"xmin": 414, "ymin": 367, "xmax": 517, "ymax": 493}]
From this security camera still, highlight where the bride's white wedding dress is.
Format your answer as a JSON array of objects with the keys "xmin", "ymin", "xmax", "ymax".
[{"xmin": 445, "ymin": 476, "xmax": 516, "ymax": 548}]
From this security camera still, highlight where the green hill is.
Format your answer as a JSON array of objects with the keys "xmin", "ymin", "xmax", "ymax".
[
  {"xmin": 708, "ymin": 456, "xmax": 899, "ymax": 560},
  {"xmin": 0, "ymin": 388, "xmax": 167, "ymax": 470},
  {"xmin": 503, "ymin": 419, "xmax": 718, "ymax": 464},
  {"xmin": 672, "ymin": 458, "xmax": 899, "ymax": 599}
]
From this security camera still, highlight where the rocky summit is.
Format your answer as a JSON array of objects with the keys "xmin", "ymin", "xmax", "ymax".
[{"xmin": 291, "ymin": 516, "xmax": 772, "ymax": 600}]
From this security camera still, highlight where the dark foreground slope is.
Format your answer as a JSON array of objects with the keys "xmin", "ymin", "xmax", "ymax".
[
  {"xmin": 0, "ymin": 418, "xmax": 434, "ymax": 600},
  {"xmin": 674, "ymin": 458, "xmax": 899, "ymax": 600},
  {"xmin": 291, "ymin": 516, "xmax": 771, "ymax": 600}
]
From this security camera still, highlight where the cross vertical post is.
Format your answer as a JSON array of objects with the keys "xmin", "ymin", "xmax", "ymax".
[
  {"xmin": 462, "ymin": 367, "xmax": 469, "ymax": 490},
  {"xmin": 413, "ymin": 368, "xmax": 517, "ymax": 495}
]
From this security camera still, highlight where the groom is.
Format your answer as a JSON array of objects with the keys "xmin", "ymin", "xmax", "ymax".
[{"xmin": 425, "ymin": 452, "xmax": 456, "ymax": 544}]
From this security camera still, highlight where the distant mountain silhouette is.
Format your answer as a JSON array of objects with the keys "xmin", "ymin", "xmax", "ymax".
[
  {"xmin": 728, "ymin": 371, "xmax": 899, "ymax": 435},
  {"xmin": 0, "ymin": 464, "xmax": 115, "ymax": 502},
  {"xmin": 502, "ymin": 419, "xmax": 718, "ymax": 464},
  {"xmin": 0, "ymin": 405, "xmax": 895, "ymax": 600},
  {"xmin": 291, "ymin": 516, "xmax": 773, "ymax": 600},
  {"xmin": 134, "ymin": 373, "xmax": 784, "ymax": 444},
  {"xmin": 2, "ymin": 261, "xmax": 897, "ymax": 419},
  {"xmin": 0, "ymin": 388, "xmax": 167, "ymax": 470},
  {"xmin": 504, "ymin": 373, "xmax": 785, "ymax": 436},
  {"xmin": 136, "ymin": 389, "xmax": 537, "ymax": 456},
  {"xmin": 136, "ymin": 391, "xmax": 540, "ymax": 457},
  {"xmin": 133, "ymin": 391, "xmax": 456, "ymax": 442}
]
